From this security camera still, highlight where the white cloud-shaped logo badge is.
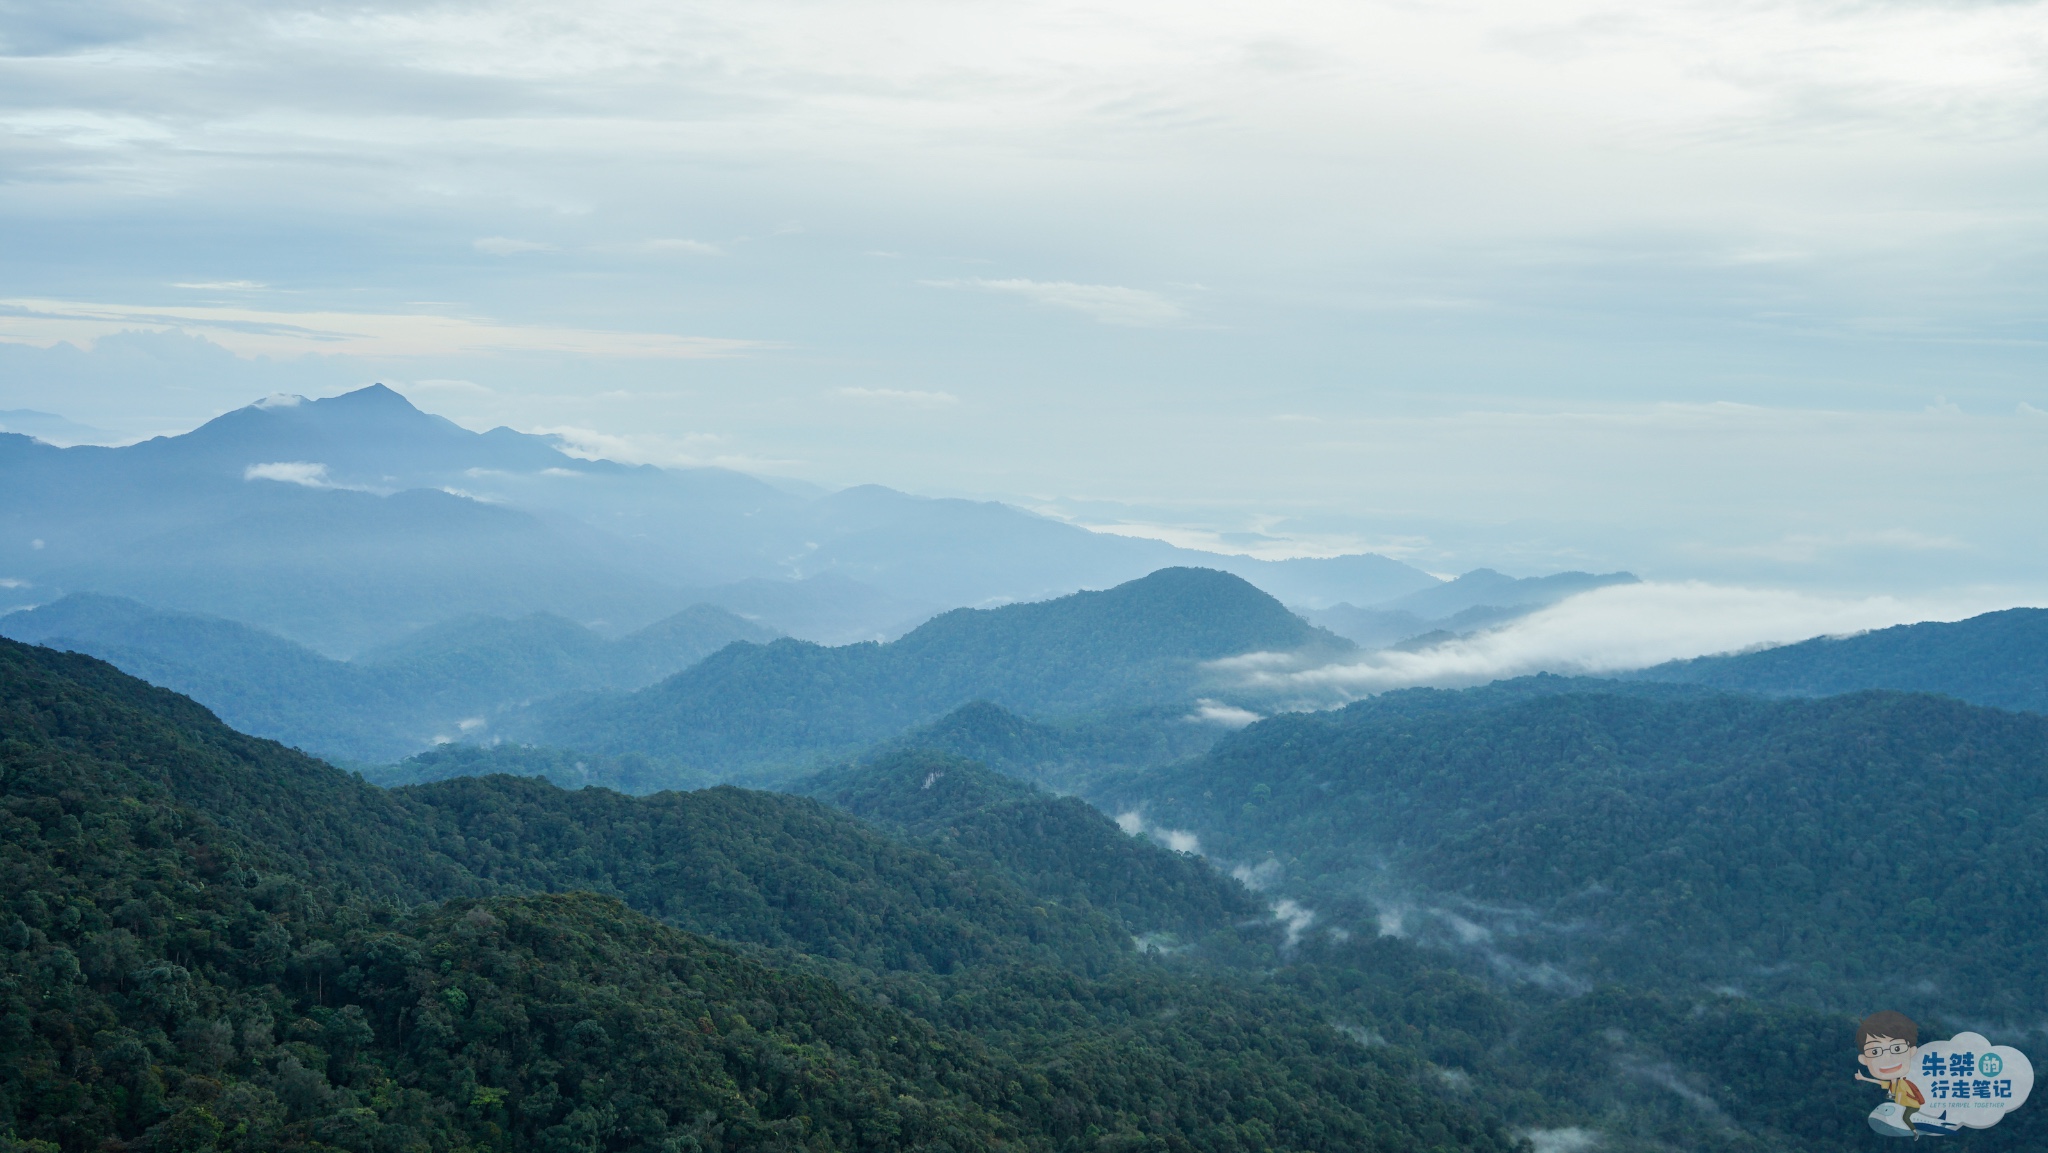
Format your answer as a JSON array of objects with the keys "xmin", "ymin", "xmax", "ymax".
[{"xmin": 1903, "ymin": 1034, "xmax": 2033, "ymax": 1131}]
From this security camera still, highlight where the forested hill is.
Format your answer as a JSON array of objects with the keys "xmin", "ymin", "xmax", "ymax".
[
  {"xmin": 0, "ymin": 636, "xmax": 1521, "ymax": 1153},
  {"xmin": 19, "ymin": 634, "xmax": 2048, "ymax": 1151},
  {"xmin": 1634, "ymin": 606, "xmax": 2048, "ymax": 712},
  {"xmin": 858, "ymin": 699, "xmax": 1226, "ymax": 791},
  {"xmin": 1108, "ymin": 679, "xmax": 2048, "ymax": 1021},
  {"xmin": 0, "ymin": 637, "xmax": 1132, "ymax": 972},
  {"xmin": 530, "ymin": 567, "xmax": 1345, "ymax": 780},
  {"xmin": 796, "ymin": 749, "xmax": 1268, "ymax": 944}
]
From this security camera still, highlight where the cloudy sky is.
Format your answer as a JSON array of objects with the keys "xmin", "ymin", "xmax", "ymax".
[{"xmin": 3, "ymin": 0, "xmax": 2045, "ymax": 593}]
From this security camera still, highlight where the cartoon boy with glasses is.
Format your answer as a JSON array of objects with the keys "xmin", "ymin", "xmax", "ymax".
[{"xmin": 1856, "ymin": 1011, "xmax": 1956, "ymax": 1137}]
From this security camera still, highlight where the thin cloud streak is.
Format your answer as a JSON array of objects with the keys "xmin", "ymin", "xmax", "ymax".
[
  {"xmin": 0, "ymin": 300, "xmax": 763, "ymax": 360},
  {"xmin": 929, "ymin": 279, "xmax": 1186, "ymax": 327},
  {"xmin": 837, "ymin": 387, "xmax": 959, "ymax": 405}
]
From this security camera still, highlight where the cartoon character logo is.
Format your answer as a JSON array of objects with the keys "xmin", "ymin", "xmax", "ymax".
[
  {"xmin": 1855, "ymin": 1011, "xmax": 2034, "ymax": 1138},
  {"xmin": 1857, "ymin": 1011, "xmax": 1937, "ymax": 1138}
]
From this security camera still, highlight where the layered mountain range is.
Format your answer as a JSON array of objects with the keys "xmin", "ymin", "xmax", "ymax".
[
  {"xmin": 0, "ymin": 384, "xmax": 1448, "ymax": 654},
  {"xmin": 17, "ymin": 601, "xmax": 2048, "ymax": 1151},
  {"xmin": 10, "ymin": 385, "xmax": 2048, "ymax": 1150}
]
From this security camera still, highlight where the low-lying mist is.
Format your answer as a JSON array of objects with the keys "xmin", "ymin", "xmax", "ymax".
[{"xmin": 1220, "ymin": 580, "xmax": 2030, "ymax": 700}]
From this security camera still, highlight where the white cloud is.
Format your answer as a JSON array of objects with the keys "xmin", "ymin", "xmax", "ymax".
[
  {"xmin": 836, "ymin": 387, "xmax": 959, "ymax": 405},
  {"xmin": 930, "ymin": 279, "xmax": 1186, "ymax": 327},
  {"xmin": 1043, "ymin": 511, "xmax": 1423, "ymax": 561},
  {"xmin": 243, "ymin": 461, "xmax": 333, "ymax": 487},
  {"xmin": 536, "ymin": 424, "xmax": 805, "ymax": 473},
  {"xmin": 1522, "ymin": 1128, "xmax": 1603, "ymax": 1153},
  {"xmin": 1231, "ymin": 858, "xmax": 1283, "ymax": 891},
  {"xmin": 643, "ymin": 238, "xmax": 723, "ymax": 256},
  {"xmin": 1115, "ymin": 810, "xmax": 1201, "ymax": 854},
  {"xmin": 1189, "ymin": 699, "xmax": 1261, "ymax": 727},
  {"xmin": 0, "ymin": 299, "xmax": 762, "ymax": 360},
  {"xmin": 1273, "ymin": 898, "xmax": 1317, "ymax": 947},
  {"xmin": 172, "ymin": 280, "xmax": 266, "ymax": 291},
  {"xmin": 473, "ymin": 237, "xmax": 554, "ymax": 255},
  {"xmin": 1218, "ymin": 581, "xmax": 2028, "ymax": 698}
]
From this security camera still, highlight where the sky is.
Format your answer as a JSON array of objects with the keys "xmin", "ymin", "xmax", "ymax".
[{"xmin": 2, "ymin": 0, "xmax": 2047, "ymax": 594}]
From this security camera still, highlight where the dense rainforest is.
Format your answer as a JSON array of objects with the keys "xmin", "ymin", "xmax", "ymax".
[
  {"xmin": 1106, "ymin": 677, "xmax": 2048, "ymax": 1019},
  {"xmin": 0, "ymin": 637, "xmax": 1517, "ymax": 1153},
  {"xmin": 15, "ymin": 627, "xmax": 2048, "ymax": 1152}
]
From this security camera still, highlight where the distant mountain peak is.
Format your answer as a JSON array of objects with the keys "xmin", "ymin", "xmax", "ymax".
[
  {"xmin": 188, "ymin": 382, "xmax": 455, "ymax": 442},
  {"xmin": 271, "ymin": 382, "xmax": 447, "ymax": 425},
  {"xmin": 131, "ymin": 382, "xmax": 566, "ymax": 489},
  {"xmin": 321, "ymin": 382, "xmax": 417, "ymax": 410}
]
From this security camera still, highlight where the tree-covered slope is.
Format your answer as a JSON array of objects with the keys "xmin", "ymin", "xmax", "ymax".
[
  {"xmin": 866, "ymin": 700, "xmax": 1226, "ymax": 792},
  {"xmin": 0, "ymin": 636, "xmax": 1523, "ymax": 1153},
  {"xmin": 1108, "ymin": 680, "xmax": 2048, "ymax": 1021},
  {"xmin": 0, "ymin": 637, "xmax": 1122, "ymax": 975},
  {"xmin": 362, "ymin": 743, "xmax": 695, "ymax": 793},
  {"xmin": 2, "ymin": 637, "xmax": 1034, "ymax": 1152},
  {"xmin": 397, "ymin": 774, "xmax": 1134, "ymax": 976},
  {"xmin": 0, "ymin": 636, "xmax": 476, "ymax": 903},
  {"xmin": 533, "ymin": 567, "xmax": 1346, "ymax": 778},
  {"xmin": 796, "ymin": 750, "xmax": 1268, "ymax": 945},
  {"xmin": 0, "ymin": 764, "xmax": 1027, "ymax": 1153},
  {"xmin": 1635, "ymin": 606, "xmax": 2048, "ymax": 713}
]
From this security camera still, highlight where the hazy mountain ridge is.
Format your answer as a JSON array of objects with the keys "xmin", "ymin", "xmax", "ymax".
[
  {"xmin": 862, "ymin": 699, "xmax": 1225, "ymax": 793},
  {"xmin": 1305, "ymin": 567, "xmax": 1640, "ymax": 650},
  {"xmin": 526, "ymin": 568, "xmax": 1347, "ymax": 782},
  {"xmin": 360, "ymin": 743, "xmax": 695, "ymax": 793},
  {"xmin": 1632, "ymin": 606, "xmax": 2048, "ymax": 713},
  {"xmin": 0, "ymin": 385, "xmax": 1443, "ymax": 652},
  {"xmin": 0, "ymin": 592, "xmax": 776, "ymax": 762}
]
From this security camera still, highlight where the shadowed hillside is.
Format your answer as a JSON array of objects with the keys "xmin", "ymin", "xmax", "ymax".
[
  {"xmin": 1635, "ymin": 606, "xmax": 2048, "ymax": 713},
  {"xmin": 530, "ymin": 567, "xmax": 1350, "ymax": 780},
  {"xmin": 1, "ymin": 593, "xmax": 776, "ymax": 762}
]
